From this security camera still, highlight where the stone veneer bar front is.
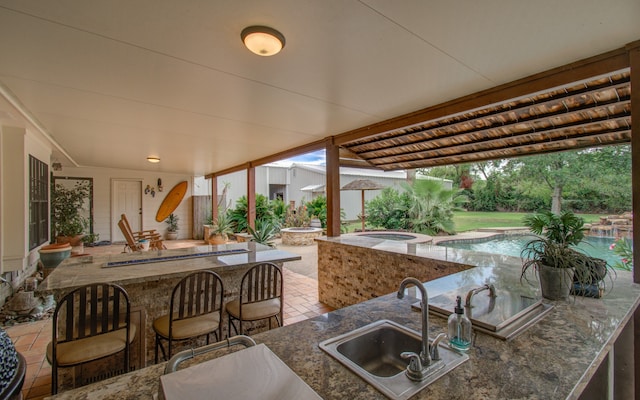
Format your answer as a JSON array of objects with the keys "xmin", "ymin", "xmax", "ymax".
[{"xmin": 317, "ymin": 236, "xmax": 473, "ymax": 309}]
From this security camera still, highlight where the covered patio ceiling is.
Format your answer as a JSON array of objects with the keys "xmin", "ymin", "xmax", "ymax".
[{"xmin": 337, "ymin": 69, "xmax": 631, "ymax": 171}]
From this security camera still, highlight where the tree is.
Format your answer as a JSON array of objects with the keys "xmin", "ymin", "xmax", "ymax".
[
  {"xmin": 400, "ymin": 179, "xmax": 467, "ymax": 235},
  {"xmin": 508, "ymin": 153, "xmax": 571, "ymax": 214},
  {"xmin": 419, "ymin": 164, "xmax": 473, "ymax": 189},
  {"xmin": 504, "ymin": 145, "xmax": 631, "ymax": 214}
]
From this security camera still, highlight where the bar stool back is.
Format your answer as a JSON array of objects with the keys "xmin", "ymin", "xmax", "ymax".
[
  {"xmin": 47, "ymin": 283, "xmax": 135, "ymax": 394},
  {"xmin": 153, "ymin": 270, "xmax": 224, "ymax": 363},
  {"xmin": 226, "ymin": 262, "xmax": 283, "ymax": 336}
]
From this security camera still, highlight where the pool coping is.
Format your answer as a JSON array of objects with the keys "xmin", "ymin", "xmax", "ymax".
[{"xmin": 344, "ymin": 231, "xmax": 433, "ymax": 244}]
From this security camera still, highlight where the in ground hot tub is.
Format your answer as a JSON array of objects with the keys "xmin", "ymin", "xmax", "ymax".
[
  {"xmin": 280, "ymin": 227, "xmax": 323, "ymax": 246},
  {"xmin": 359, "ymin": 233, "xmax": 417, "ymax": 241}
]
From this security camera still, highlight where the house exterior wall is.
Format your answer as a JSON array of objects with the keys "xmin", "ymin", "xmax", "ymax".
[
  {"xmin": 53, "ymin": 166, "xmax": 193, "ymax": 242},
  {"xmin": 1, "ymin": 126, "xmax": 51, "ymax": 273},
  {"xmin": 1, "ymin": 125, "xmax": 51, "ymax": 305}
]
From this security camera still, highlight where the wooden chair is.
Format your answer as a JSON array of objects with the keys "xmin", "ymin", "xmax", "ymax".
[
  {"xmin": 226, "ymin": 262, "xmax": 283, "ymax": 336},
  {"xmin": 47, "ymin": 283, "xmax": 136, "ymax": 394},
  {"xmin": 117, "ymin": 219, "xmax": 164, "ymax": 252},
  {"xmin": 120, "ymin": 214, "xmax": 164, "ymax": 243},
  {"xmin": 153, "ymin": 271, "xmax": 225, "ymax": 363}
]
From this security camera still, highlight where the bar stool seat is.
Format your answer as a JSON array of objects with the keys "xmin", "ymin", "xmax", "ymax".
[
  {"xmin": 225, "ymin": 298, "xmax": 281, "ymax": 322},
  {"xmin": 153, "ymin": 313, "xmax": 220, "ymax": 340},
  {"xmin": 46, "ymin": 325, "xmax": 136, "ymax": 366}
]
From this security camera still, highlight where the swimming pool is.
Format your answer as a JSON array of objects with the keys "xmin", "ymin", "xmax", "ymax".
[{"xmin": 438, "ymin": 235, "xmax": 624, "ymax": 266}]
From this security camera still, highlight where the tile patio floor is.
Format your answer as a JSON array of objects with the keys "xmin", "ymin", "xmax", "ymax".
[{"xmin": 5, "ymin": 239, "xmax": 332, "ymax": 399}]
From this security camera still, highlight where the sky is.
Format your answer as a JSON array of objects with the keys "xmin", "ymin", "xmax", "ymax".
[{"xmin": 277, "ymin": 150, "xmax": 326, "ymax": 166}]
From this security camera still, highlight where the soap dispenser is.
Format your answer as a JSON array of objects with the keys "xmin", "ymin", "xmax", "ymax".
[{"xmin": 448, "ymin": 295, "xmax": 472, "ymax": 352}]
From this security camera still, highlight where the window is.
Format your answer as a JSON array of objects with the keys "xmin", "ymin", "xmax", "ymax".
[{"xmin": 29, "ymin": 155, "xmax": 48, "ymax": 249}]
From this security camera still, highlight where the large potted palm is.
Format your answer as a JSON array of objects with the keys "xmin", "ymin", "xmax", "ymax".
[{"xmin": 521, "ymin": 210, "xmax": 607, "ymax": 300}]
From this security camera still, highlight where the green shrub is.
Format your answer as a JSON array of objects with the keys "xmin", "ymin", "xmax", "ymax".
[{"xmin": 365, "ymin": 188, "xmax": 411, "ymax": 230}]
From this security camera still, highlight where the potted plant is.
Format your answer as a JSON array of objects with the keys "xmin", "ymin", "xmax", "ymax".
[
  {"xmin": 208, "ymin": 212, "xmax": 233, "ymax": 245},
  {"xmin": 165, "ymin": 213, "xmax": 179, "ymax": 240},
  {"xmin": 520, "ymin": 210, "xmax": 609, "ymax": 300},
  {"xmin": 81, "ymin": 233, "xmax": 100, "ymax": 247},
  {"xmin": 51, "ymin": 181, "xmax": 90, "ymax": 245}
]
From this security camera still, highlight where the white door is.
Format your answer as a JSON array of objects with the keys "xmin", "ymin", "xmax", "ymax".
[{"xmin": 111, "ymin": 179, "xmax": 142, "ymax": 242}]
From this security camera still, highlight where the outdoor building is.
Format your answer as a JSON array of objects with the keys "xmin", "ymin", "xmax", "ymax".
[{"xmin": 195, "ymin": 162, "xmax": 453, "ymax": 220}]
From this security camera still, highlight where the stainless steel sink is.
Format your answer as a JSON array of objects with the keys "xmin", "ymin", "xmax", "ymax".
[{"xmin": 319, "ymin": 320, "xmax": 468, "ymax": 400}]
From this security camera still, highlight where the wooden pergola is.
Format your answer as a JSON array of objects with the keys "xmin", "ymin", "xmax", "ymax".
[{"xmin": 206, "ymin": 40, "xmax": 640, "ymax": 278}]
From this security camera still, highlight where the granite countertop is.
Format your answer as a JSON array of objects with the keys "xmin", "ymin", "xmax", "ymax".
[
  {"xmin": 39, "ymin": 242, "xmax": 301, "ymax": 293},
  {"xmin": 46, "ymin": 257, "xmax": 640, "ymax": 400}
]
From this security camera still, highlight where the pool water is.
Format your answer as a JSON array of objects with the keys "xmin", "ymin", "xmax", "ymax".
[{"xmin": 439, "ymin": 235, "xmax": 625, "ymax": 266}]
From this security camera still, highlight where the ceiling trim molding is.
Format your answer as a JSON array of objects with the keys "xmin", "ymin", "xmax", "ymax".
[{"xmin": 0, "ymin": 81, "xmax": 79, "ymax": 167}]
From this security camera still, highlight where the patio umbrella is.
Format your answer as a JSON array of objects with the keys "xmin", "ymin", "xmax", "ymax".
[{"xmin": 341, "ymin": 179, "xmax": 385, "ymax": 232}]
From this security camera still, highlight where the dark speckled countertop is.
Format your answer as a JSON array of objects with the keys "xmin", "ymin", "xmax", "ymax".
[{"xmin": 46, "ymin": 243, "xmax": 640, "ymax": 400}]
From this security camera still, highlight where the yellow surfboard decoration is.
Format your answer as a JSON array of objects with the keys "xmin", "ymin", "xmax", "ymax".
[{"xmin": 156, "ymin": 181, "xmax": 188, "ymax": 222}]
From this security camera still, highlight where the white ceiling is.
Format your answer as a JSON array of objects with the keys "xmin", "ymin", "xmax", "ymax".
[{"xmin": 0, "ymin": 0, "xmax": 638, "ymax": 176}]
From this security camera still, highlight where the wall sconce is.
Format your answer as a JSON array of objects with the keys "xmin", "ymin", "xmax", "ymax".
[
  {"xmin": 147, "ymin": 156, "xmax": 160, "ymax": 163},
  {"xmin": 52, "ymin": 162, "xmax": 62, "ymax": 171},
  {"xmin": 241, "ymin": 26, "xmax": 285, "ymax": 56},
  {"xmin": 157, "ymin": 178, "xmax": 163, "ymax": 192}
]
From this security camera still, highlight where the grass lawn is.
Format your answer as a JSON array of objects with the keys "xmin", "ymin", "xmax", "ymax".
[
  {"xmin": 344, "ymin": 211, "xmax": 604, "ymax": 233},
  {"xmin": 454, "ymin": 211, "xmax": 602, "ymax": 232}
]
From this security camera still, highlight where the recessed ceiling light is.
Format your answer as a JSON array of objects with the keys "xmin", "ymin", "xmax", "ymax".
[
  {"xmin": 241, "ymin": 26, "xmax": 285, "ymax": 56},
  {"xmin": 147, "ymin": 157, "xmax": 160, "ymax": 163}
]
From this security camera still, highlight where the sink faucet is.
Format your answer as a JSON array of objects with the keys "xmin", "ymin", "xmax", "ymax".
[
  {"xmin": 465, "ymin": 283, "xmax": 496, "ymax": 308},
  {"xmin": 397, "ymin": 277, "xmax": 432, "ymax": 367}
]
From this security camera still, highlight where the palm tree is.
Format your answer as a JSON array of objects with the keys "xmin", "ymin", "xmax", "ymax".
[{"xmin": 400, "ymin": 179, "xmax": 467, "ymax": 235}]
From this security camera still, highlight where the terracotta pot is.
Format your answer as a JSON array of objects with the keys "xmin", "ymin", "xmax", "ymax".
[
  {"xmin": 208, "ymin": 234, "xmax": 228, "ymax": 245},
  {"xmin": 56, "ymin": 234, "xmax": 84, "ymax": 246},
  {"xmin": 538, "ymin": 264, "xmax": 574, "ymax": 300}
]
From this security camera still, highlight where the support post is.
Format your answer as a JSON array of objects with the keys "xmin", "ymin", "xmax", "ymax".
[
  {"xmin": 211, "ymin": 176, "xmax": 218, "ymax": 222},
  {"xmin": 247, "ymin": 165, "xmax": 256, "ymax": 231},
  {"xmin": 326, "ymin": 139, "xmax": 341, "ymax": 237},
  {"xmin": 626, "ymin": 40, "xmax": 640, "ymax": 400}
]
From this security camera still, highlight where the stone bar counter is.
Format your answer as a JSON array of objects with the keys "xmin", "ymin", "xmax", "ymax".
[
  {"xmin": 46, "ymin": 237, "xmax": 640, "ymax": 400},
  {"xmin": 39, "ymin": 242, "xmax": 301, "ymax": 364}
]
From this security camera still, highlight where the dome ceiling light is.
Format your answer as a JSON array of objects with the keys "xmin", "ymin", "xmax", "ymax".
[
  {"xmin": 241, "ymin": 26, "xmax": 285, "ymax": 56},
  {"xmin": 147, "ymin": 156, "xmax": 160, "ymax": 163}
]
